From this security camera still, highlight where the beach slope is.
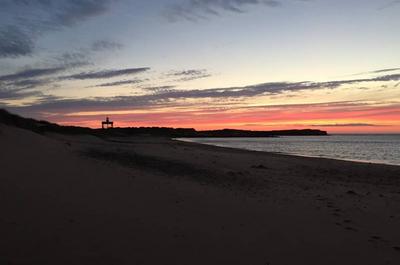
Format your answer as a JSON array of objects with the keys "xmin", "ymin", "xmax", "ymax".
[{"xmin": 1, "ymin": 123, "xmax": 400, "ymax": 265}]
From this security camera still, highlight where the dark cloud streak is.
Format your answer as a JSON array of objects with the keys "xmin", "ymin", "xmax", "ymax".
[
  {"xmin": 169, "ymin": 69, "xmax": 212, "ymax": 81},
  {"xmin": 0, "ymin": 26, "xmax": 34, "ymax": 58},
  {"xmin": 0, "ymin": 67, "xmax": 66, "ymax": 82},
  {"xmin": 370, "ymin": 68, "xmax": 400, "ymax": 74},
  {"xmin": 165, "ymin": 0, "xmax": 282, "ymax": 21},
  {"xmin": 63, "ymin": 67, "xmax": 150, "ymax": 80},
  {"xmin": 91, "ymin": 40, "xmax": 123, "ymax": 51},
  {"xmin": 0, "ymin": 87, "xmax": 43, "ymax": 100},
  {"xmin": 6, "ymin": 79, "xmax": 49, "ymax": 90},
  {"xmin": 94, "ymin": 79, "xmax": 146, "ymax": 87},
  {"xmin": 379, "ymin": 0, "xmax": 400, "ymax": 10},
  {"xmin": 0, "ymin": 0, "xmax": 116, "ymax": 58}
]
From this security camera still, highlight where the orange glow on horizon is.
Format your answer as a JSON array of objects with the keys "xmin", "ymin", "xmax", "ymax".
[{"xmin": 52, "ymin": 102, "xmax": 400, "ymax": 134}]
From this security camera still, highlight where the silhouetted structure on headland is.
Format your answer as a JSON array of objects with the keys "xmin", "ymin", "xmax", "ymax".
[
  {"xmin": 101, "ymin": 117, "xmax": 114, "ymax": 129},
  {"xmin": 0, "ymin": 109, "xmax": 328, "ymax": 137}
]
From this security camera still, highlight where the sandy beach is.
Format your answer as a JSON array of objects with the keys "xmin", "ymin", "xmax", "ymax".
[{"xmin": 1, "ymin": 123, "xmax": 400, "ymax": 265}]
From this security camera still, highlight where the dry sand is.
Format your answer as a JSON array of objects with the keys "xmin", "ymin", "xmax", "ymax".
[{"xmin": 1, "ymin": 123, "xmax": 400, "ymax": 265}]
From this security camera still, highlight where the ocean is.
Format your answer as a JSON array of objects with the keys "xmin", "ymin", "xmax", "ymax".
[{"xmin": 178, "ymin": 135, "xmax": 400, "ymax": 166}]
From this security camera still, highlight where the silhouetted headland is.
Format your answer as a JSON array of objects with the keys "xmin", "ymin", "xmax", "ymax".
[{"xmin": 0, "ymin": 109, "xmax": 327, "ymax": 137}]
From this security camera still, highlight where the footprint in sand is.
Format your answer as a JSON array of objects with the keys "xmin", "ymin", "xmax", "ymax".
[
  {"xmin": 251, "ymin": 164, "xmax": 268, "ymax": 170},
  {"xmin": 339, "ymin": 218, "xmax": 358, "ymax": 231},
  {"xmin": 368, "ymin": 236, "xmax": 400, "ymax": 252},
  {"xmin": 368, "ymin": 235, "xmax": 387, "ymax": 244},
  {"xmin": 346, "ymin": 190, "xmax": 358, "ymax": 196},
  {"xmin": 345, "ymin": 226, "xmax": 358, "ymax": 232},
  {"xmin": 331, "ymin": 207, "xmax": 342, "ymax": 216}
]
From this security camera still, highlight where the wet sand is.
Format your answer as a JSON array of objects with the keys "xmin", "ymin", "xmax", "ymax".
[{"xmin": 1, "ymin": 124, "xmax": 400, "ymax": 265}]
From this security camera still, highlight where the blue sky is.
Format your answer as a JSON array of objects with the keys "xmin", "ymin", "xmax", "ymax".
[{"xmin": 0, "ymin": 0, "xmax": 400, "ymax": 132}]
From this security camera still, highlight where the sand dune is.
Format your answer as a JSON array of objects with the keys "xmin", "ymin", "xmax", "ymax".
[{"xmin": 1, "ymin": 123, "xmax": 400, "ymax": 265}]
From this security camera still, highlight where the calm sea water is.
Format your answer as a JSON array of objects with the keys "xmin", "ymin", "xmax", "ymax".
[{"xmin": 178, "ymin": 135, "xmax": 400, "ymax": 166}]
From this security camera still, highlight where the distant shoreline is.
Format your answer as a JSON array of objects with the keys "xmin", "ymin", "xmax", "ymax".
[{"xmin": 176, "ymin": 136, "xmax": 400, "ymax": 167}]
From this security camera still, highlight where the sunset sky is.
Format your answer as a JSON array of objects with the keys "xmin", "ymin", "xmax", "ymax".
[{"xmin": 0, "ymin": 0, "xmax": 399, "ymax": 133}]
